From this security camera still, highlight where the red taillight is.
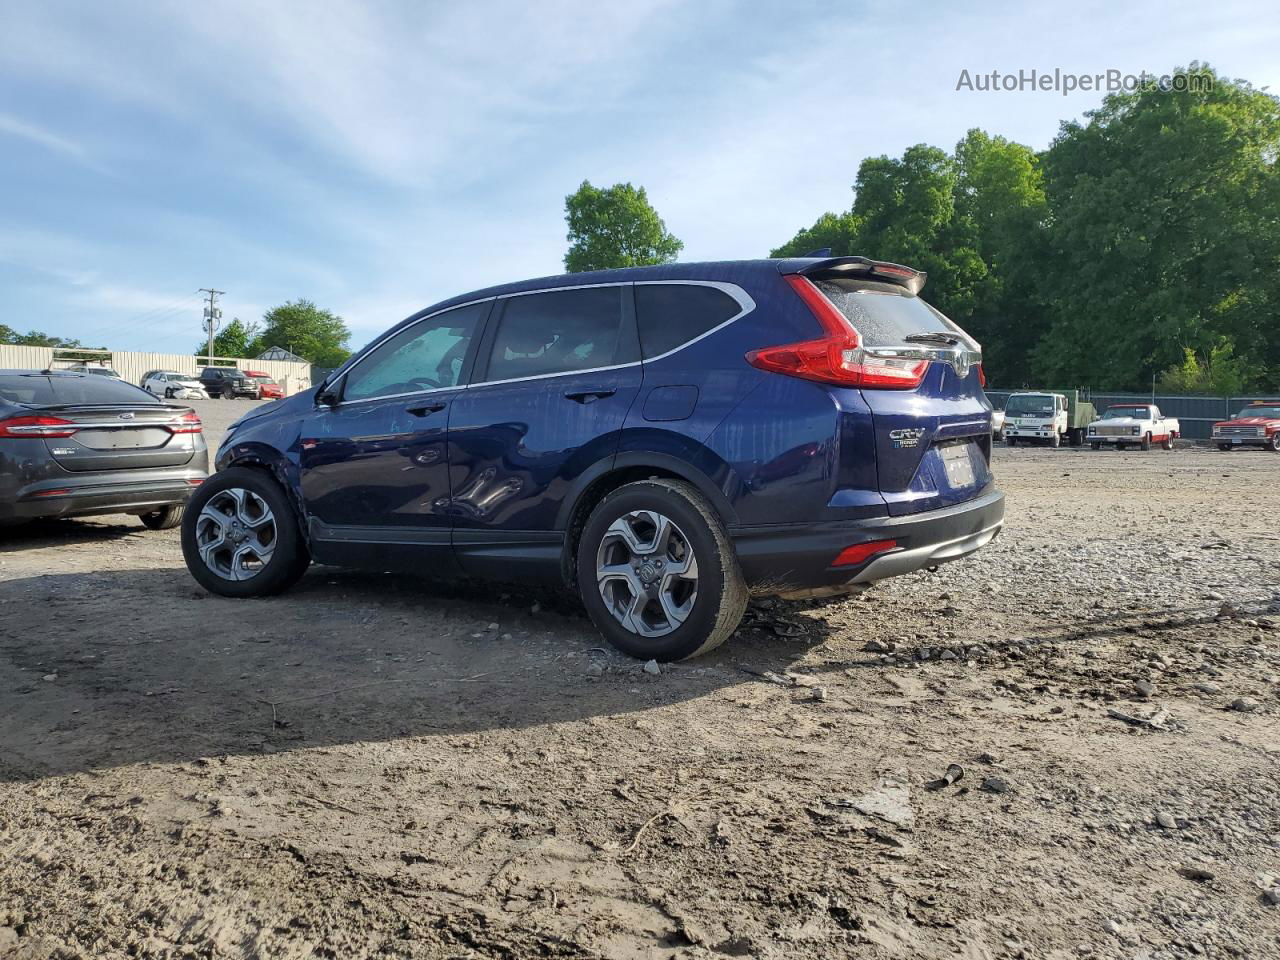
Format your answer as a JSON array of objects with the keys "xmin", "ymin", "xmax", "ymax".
[
  {"xmin": 188, "ymin": 478, "xmax": 204, "ymax": 486},
  {"xmin": 0, "ymin": 415, "xmax": 79, "ymax": 438},
  {"xmin": 167, "ymin": 412, "xmax": 203, "ymax": 434},
  {"xmin": 32, "ymin": 488, "xmax": 71, "ymax": 498},
  {"xmin": 978, "ymin": 364, "xmax": 987, "ymax": 388},
  {"xmin": 833, "ymin": 539, "xmax": 899, "ymax": 567},
  {"xmin": 746, "ymin": 275, "xmax": 928, "ymax": 390}
]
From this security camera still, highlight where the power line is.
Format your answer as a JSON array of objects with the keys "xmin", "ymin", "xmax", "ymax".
[{"xmin": 81, "ymin": 291, "xmax": 205, "ymax": 345}]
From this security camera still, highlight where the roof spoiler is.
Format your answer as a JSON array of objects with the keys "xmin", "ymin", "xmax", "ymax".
[{"xmin": 779, "ymin": 256, "xmax": 927, "ymax": 296}]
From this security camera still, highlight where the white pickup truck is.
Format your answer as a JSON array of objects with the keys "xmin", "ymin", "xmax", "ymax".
[{"xmin": 1087, "ymin": 403, "xmax": 1180, "ymax": 451}]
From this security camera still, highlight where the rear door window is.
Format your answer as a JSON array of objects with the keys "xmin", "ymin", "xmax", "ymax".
[
  {"xmin": 634, "ymin": 283, "xmax": 742, "ymax": 359},
  {"xmin": 482, "ymin": 286, "xmax": 624, "ymax": 382},
  {"xmin": 815, "ymin": 279, "xmax": 974, "ymax": 348},
  {"xmin": 0, "ymin": 375, "xmax": 159, "ymax": 405}
]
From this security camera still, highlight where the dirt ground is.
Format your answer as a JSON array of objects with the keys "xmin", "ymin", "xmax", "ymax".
[{"xmin": 1, "ymin": 399, "xmax": 1278, "ymax": 959}]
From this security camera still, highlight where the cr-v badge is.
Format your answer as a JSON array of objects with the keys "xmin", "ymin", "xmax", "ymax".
[{"xmin": 889, "ymin": 427, "xmax": 925, "ymax": 449}]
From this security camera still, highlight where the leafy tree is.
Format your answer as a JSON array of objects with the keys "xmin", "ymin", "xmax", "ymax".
[
  {"xmin": 1034, "ymin": 64, "xmax": 1280, "ymax": 390},
  {"xmin": 564, "ymin": 181, "xmax": 683, "ymax": 272},
  {"xmin": 0, "ymin": 324, "xmax": 101, "ymax": 349},
  {"xmin": 194, "ymin": 317, "xmax": 260, "ymax": 359},
  {"xmin": 1156, "ymin": 339, "xmax": 1247, "ymax": 395},
  {"xmin": 252, "ymin": 300, "xmax": 351, "ymax": 367}
]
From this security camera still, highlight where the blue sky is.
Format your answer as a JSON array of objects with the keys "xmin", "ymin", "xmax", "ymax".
[{"xmin": 2, "ymin": 0, "xmax": 1277, "ymax": 355}]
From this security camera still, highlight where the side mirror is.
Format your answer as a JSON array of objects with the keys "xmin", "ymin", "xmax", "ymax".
[{"xmin": 316, "ymin": 388, "xmax": 339, "ymax": 408}]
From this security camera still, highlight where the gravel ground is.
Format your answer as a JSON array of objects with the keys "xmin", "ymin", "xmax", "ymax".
[{"xmin": 1, "ymin": 408, "xmax": 1278, "ymax": 959}]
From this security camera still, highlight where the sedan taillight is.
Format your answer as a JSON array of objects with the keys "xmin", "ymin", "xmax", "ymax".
[
  {"xmin": 166, "ymin": 412, "xmax": 203, "ymax": 434},
  {"xmin": 0, "ymin": 415, "xmax": 79, "ymax": 438}
]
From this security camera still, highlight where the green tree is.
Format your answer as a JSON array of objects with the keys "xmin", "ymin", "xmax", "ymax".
[
  {"xmin": 1156, "ymin": 339, "xmax": 1247, "ymax": 395},
  {"xmin": 253, "ymin": 300, "xmax": 351, "ymax": 367},
  {"xmin": 1034, "ymin": 64, "xmax": 1280, "ymax": 390},
  {"xmin": 0, "ymin": 324, "xmax": 100, "ymax": 348},
  {"xmin": 564, "ymin": 180, "xmax": 683, "ymax": 272},
  {"xmin": 194, "ymin": 317, "xmax": 260, "ymax": 359}
]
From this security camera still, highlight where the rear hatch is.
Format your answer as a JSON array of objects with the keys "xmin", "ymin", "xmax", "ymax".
[
  {"xmin": 770, "ymin": 259, "xmax": 993, "ymax": 517},
  {"xmin": 0, "ymin": 373, "xmax": 201, "ymax": 472}
]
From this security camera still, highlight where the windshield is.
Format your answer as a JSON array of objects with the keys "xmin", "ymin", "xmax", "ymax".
[
  {"xmin": 1103, "ymin": 406, "xmax": 1151, "ymax": 419},
  {"xmin": 1005, "ymin": 395, "xmax": 1054, "ymax": 417},
  {"xmin": 815, "ymin": 279, "xmax": 976, "ymax": 348},
  {"xmin": 1236, "ymin": 406, "xmax": 1280, "ymax": 419},
  {"xmin": 0, "ymin": 374, "xmax": 160, "ymax": 406},
  {"xmin": 251, "ymin": 376, "xmax": 276, "ymax": 384}
]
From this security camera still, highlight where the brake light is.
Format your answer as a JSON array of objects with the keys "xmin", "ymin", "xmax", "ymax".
[
  {"xmin": 167, "ymin": 412, "xmax": 203, "ymax": 434},
  {"xmin": 746, "ymin": 276, "xmax": 928, "ymax": 389},
  {"xmin": 0, "ymin": 415, "xmax": 78, "ymax": 438},
  {"xmin": 978, "ymin": 364, "xmax": 987, "ymax": 388},
  {"xmin": 833, "ymin": 539, "xmax": 899, "ymax": 567}
]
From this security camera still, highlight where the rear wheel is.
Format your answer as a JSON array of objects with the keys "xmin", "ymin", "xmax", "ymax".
[
  {"xmin": 576, "ymin": 479, "xmax": 747, "ymax": 661},
  {"xmin": 140, "ymin": 504, "xmax": 183, "ymax": 530},
  {"xmin": 1162, "ymin": 434, "xmax": 1175, "ymax": 451},
  {"xmin": 182, "ymin": 467, "xmax": 310, "ymax": 597},
  {"xmin": 1090, "ymin": 442, "xmax": 1101, "ymax": 451}
]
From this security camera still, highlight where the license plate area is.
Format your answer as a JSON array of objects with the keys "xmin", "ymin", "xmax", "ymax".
[{"xmin": 940, "ymin": 441, "xmax": 977, "ymax": 488}]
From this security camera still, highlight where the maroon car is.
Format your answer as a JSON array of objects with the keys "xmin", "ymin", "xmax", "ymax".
[
  {"xmin": 244, "ymin": 371, "xmax": 284, "ymax": 400},
  {"xmin": 1212, "ymin": 402, "xmax": 1280, "ymax": 451}
]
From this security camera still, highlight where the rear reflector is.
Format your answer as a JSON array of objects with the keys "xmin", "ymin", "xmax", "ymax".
[
  {"xmin": 833, "ymin": 539, "xmax": 899, "ymax": 568},
  {"xmin": 32, "ymin": 488, "xmax": 71, "ymax": 498},
  {"xmin": 746, "ymin": 276, "xmax": 928, "ymax": 389},
  {"xmin": 0, "ymin": 415, "xmax": 79, "ymax": 438},
  {"xmin": 188, "ymin": 478, "xmax": 204, "ymax": 486}
]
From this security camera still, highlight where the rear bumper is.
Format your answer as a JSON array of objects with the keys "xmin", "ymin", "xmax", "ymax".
[
  {"xmin": 1, "ymin": 469, "xmax": 208, "ymax": 522},
  {"xmin": 731, "ymin": 487, "xmax": 1004, "ymax": 596}
]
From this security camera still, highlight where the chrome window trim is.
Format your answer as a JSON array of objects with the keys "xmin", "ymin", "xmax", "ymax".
[{"xmin": 329, "ymin": 279, "xmax": 756, "ymax": 407}]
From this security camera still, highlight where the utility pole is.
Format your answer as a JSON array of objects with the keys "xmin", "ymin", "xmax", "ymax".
[{"xmin": 199, "ymin": 288, "xmax": 225, "ymax": 368}]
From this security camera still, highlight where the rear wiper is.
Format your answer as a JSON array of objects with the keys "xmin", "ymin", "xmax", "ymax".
[{"xmin": 903, "ymin": 332, "xmax": 960, "ymax": 345}]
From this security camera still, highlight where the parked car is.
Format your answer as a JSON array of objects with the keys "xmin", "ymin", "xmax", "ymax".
[
  {"xmin": 66, "ymin": 363, "xmax": 123, "ymax": 380},
  {"xmin": 199, "ymin": 367, "xmax": 259, "ymax": 399},
  {"xmin": 244, "ymin": 371, "xmax": 284, "ymax": 400},
  {"xmin": 1087, "ymin": 403, "xmax": 1180, "ymax": 450},
  {"xmin": 991, "ymin": 406, "xmax": 1006, "ymax": 441},
  {"xmin": 1212, "ymin": 402, "xmax": 1280, "ymax": 451},
  {"xmin": 1002, "ymin": 391, "xmax": 1096, "ymax": 447},
  {"xmin": 143, "ymin": 370, "xmax": 209, "ymax": 400},
  {"xmin": 0, "ymin": 369, "xmax": 208, "ymax": 528},
  {"xmin": 183, "ymin": 257, "xmax": 1005, "ymax": 660}
]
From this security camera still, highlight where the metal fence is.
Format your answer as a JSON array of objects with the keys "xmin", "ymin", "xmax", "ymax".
[{"xmin": 985, "ymin": 388, "xmax": 1278, "ymax": 439}]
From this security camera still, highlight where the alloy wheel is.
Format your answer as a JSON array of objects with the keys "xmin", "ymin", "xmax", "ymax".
[
  {"xmin": 195, "ymin": 488, "xmax": 277, "ymax": 581},
  {"xmin": 596, "ymin": 510, "xmax": 698, "ymax": 638}
]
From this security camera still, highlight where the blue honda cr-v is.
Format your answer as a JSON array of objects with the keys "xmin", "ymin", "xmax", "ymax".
[{"xmin": 182, "ymin": 256, "xmax": 1004, "ymax": 660}]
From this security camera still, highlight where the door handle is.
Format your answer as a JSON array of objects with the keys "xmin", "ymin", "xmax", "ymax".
[
  {"xmin": 563, "ymin": 387, "xmax": 617, "ymax": 404},
  {"xmin": 406, "ymin": 401, "xmax": 447, "ymax": 416}
]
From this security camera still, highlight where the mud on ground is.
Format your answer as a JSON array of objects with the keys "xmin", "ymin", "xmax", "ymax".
[{"xmin": 1, "ymin": 426, "xmax": 1278, "ymax": 959}]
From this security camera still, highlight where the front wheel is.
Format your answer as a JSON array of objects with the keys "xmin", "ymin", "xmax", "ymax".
[
  {"xmin": 182, "ymin": 467, "xmax": 310, "ymax": 597},
  {"xmin": 1090, "ymin": 442, "xmax": 1101, "ymax": 451},
  {"xmin": 1050, "ymin": 432, "xmax": 1061, "ymax": 448},
  {"xmin": 1139, "ymin": 433, "xmax": 1151, "ymax": 451},
  {"xmin": 164, "ymin": 387, "xmax": 175, "ymax": 399},
  {"xmin": 1006, "ymin": 436, "xmax": 1017, "ymax": 447},
  {"xmin": 140, "ymin": 504, "xmax": 183, "ymax": 530},
  {"xmin": 1218, "ymin": 443, "xmax": 1232, "ymax": 451},
  {"xmin": 576, "ymin": 479, "xmax": 747, "ymax": 661}
]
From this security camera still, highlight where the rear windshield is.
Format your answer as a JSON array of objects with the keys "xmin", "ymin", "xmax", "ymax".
[
  {"xmin": 1103, "ymin": 406, "xmax": 1152, "ymax": 419},
  {"xmin": 0, "ymin": 374, "xmax": 160, "ymax": 406},
  {"xmin": 815, "ymin": 279, "xmax": 974, "ymax": 348},
  {"xmin": 1238, "ymin": 406, "xmax": 1280, "ymax": 419}
]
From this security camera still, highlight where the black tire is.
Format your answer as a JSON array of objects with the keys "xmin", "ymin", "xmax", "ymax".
[
  {"xmin": 1049, "ymin": 431, "xmax": 1061, "ymax": 448},
  {"xmin": 1162, "ymin": 434, "xmax": 1175, "ymax": 451},
  {"xmin": 1090, "ymin": 442, "xmax": 1101, "ymax": 451},
  {"xmin": 140, "ymin": 504, "xmax": 183, "ymax": 530},
  {"xmin": 576, "ymin": 479, "xmax": 747, "ymax": 661},
  {"xmin": 181, "ymin": 467, "xmax": 310, "ymax": 598},
  {"xmin": 1270, "ymin": 434, "xmax": 1280, "ymax": 453},
  {"xmin": 1139, "ymin": 433, "xmax": 1151, "ymax": 451},
  {"xmin": 1006, "ymin": 436, "xmax": 1017, "ymax": 447},
  {"xmin": 164, "ymin": 387, "xmax": 175, "ymax": 399},
  {"xmin": 1218, "ymin": 443, "xmax": 1232, "ymax": 451}
]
